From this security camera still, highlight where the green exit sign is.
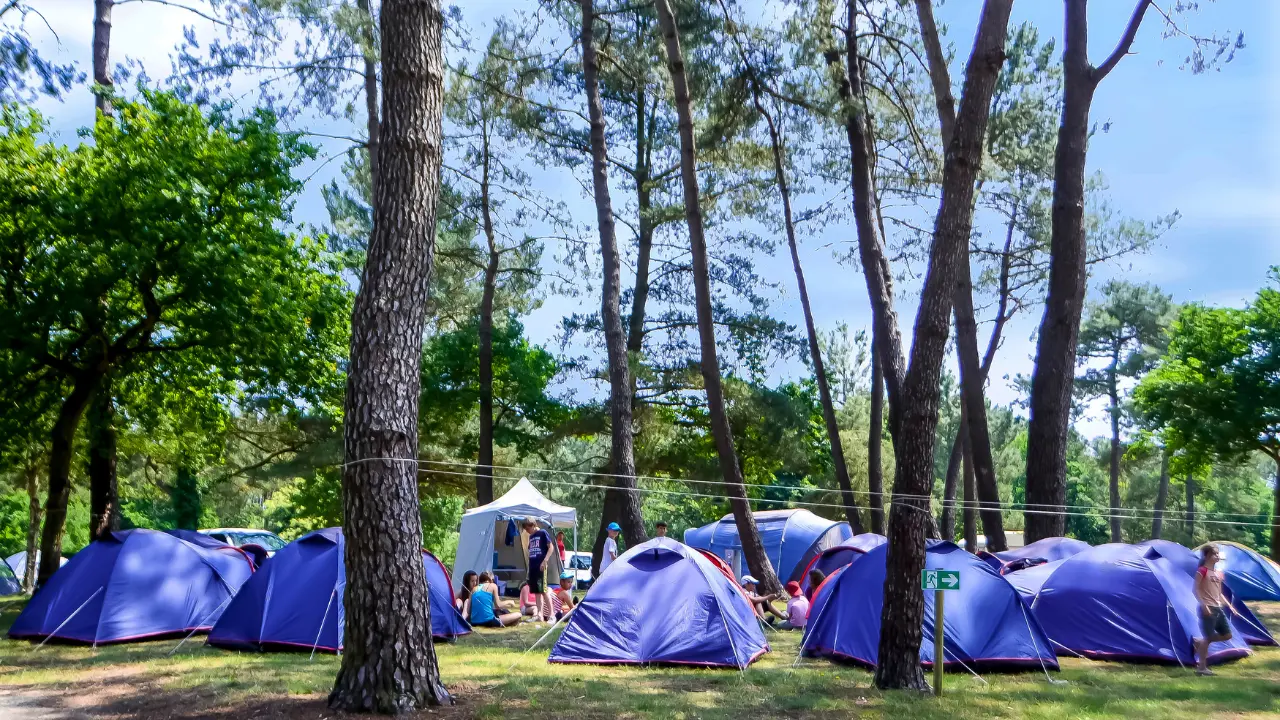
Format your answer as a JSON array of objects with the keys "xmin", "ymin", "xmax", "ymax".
[{"xmin": 922, "ymin": 569, "xmax": 960, "ymax": 591}]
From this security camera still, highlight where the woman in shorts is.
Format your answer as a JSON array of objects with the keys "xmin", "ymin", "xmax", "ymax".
[{"xmin": 463, "ymin": 572, "xmax": 521, "ymax": 628}]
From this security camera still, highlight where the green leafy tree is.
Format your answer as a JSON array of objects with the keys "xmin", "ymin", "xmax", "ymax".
[
  {"xmin": 0, "ymin": 92, "xmax": 350, "ymax": 584},
  {"xmin": 1135, "ymin": 272, "xmax": 1280, "ymax": 559},
  {"xmin": 1076, "ymin": 281, "xmax": 1174, "ymax": 542}
]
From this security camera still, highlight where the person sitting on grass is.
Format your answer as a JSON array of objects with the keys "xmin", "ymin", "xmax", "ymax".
[
  {"xmin": 1194, "ymin": 544, "xmax": 1237, "ymax": 676},
  {"xmin": 551, "ymin": 571, "xmax": 577, "ymax": 620},
  {"xmin": 741, "ymin": 575, "xmax": 787, "ymax": 624},
  {"xmin": 805, "ymin": 568, "xmax": 825, "ymax": 602},
  {"xmin": 463, "ymin": 571, "xmax": 521, "ymax": 628},
  {"xmin": 779, "ymin": 581, "xmax": 809, "ymax": 630},
  {"xmin": 456, "ymin": 570, "xmax": 478, "ymax": 611}
]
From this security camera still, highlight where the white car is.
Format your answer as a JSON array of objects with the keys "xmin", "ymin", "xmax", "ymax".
[
  {"xmin": 564, "ymin": 550, "xmax": 594, "ymax": 590},
  {"xmin": 200, "ymin": 528, "xmax": 287, "ymax": 557}
]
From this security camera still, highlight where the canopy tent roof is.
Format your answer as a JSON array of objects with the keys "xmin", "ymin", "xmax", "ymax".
[
  {"xmin": 462, "ymin": 477, "xmax": 577, "ymax": 527},
  {"xmin": 549, "ymin": 538, "xmax": 768, "ymax": 668}
]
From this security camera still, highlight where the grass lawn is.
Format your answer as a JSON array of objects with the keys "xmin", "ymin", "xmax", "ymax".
[{"xmin": 0, "ymin": 597, "xmax": 1277, "ymax": 719}]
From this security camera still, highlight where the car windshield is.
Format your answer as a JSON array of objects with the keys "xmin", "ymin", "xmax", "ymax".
[
  {"xmin": 233, "ymin": 533, "xmax": 286, "ymax": 551},
  {"xmin": 570, "ymin": 555, "xmax": 592, "ymax": 570}
]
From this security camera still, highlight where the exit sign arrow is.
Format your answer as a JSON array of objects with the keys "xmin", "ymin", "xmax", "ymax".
[{"xmin": 922, "ymin": 569, "xmax": 961, "ymax": 591}]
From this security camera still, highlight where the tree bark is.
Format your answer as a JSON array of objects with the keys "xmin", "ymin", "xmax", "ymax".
[
  {"xmin": 476, "ymin": 124, "xmax": 499, "ymax": 507},
  {"xmin": 358, "ymin": 0, "xmax": 380, "ymax": 189},
  {"xmin": 625, "ymin": 87, "xmax": 654, "ymax": 382},
  {"xmin": 1151, "ymin": 447, "xmax": 1170, "ymax": 540},
  {"xmin": 654, "ymin": 0, "xmax": 780, "ymax": 594},
  {"xmin": 1184, "ymin": 473, "xmax": 1195, "ymax": 542},
  {"xmin": 23, "ymin": 460, "xmax": 41, "ymax": 592},
  {"xmin": 963, "ymin": 432, "xmax": 978, "ymax": 552},
  {"xmin": 92, "ymin": 0, "xmax": 113, "ymax": 117},
  {"xmin": 875, "ymin": 0, "xmax": 1012, "ymax": 691},
  {"xmin": 582, "ymin": 0, "xmax": 647, "ymax": 560},
  {"xmin": 868, "ymin": 350, "xmax": 886, "ymax": 534},
  {"xmin": 1271, "ymin": 458, "xmax": 1280, "ymax": 561},
  {"xmin": 1107, "ymin": 361, "xmax": 1123, "ymax": 542},
  {"xmin": 739, "ymin": 56, "xmax": 862, "ymax": 533},
  {"xmin": 940, "ymin": 411, "xmax": 964, "ymax": 540},
  {"xmin": 329, "ymin": 0, "xmax": 449, "ymax": 711},
  {"xmin": 1024, "ymin": 0, "xmax": 1152, "ymax": 543},
  {"xmin": 39, "ymin": 375, "xmax": 101, "ymax": 586},
  {"xmin": 87, "ymin": 376, "xmax": 120, "ymax": 542}
]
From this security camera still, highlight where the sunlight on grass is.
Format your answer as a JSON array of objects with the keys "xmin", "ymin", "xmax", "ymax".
[{"xmin": 1, "ymin": 597, "xmax": 1278, "ymax": 718}]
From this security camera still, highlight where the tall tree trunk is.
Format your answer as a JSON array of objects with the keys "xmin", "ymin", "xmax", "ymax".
[
  {"xmin": 39, "ymin": 375, "xmax": 101, "ymax": 586},
  {"xmin": 654, "ymin": 0, "xmax": 780, "ymax": 594},
  {"xmin": 475, "ymin": 128, "xmax": 499, "ymax": 507},
  {"xmin": 940, "ymin": 411, "xmax": 965, "ymax": 540},
  {"xmin": 1151, "ymin": 447, "xmax": 1170, "ymax": 540},
  {"xmin": 739, "ymin": 60, "xmax": 862, "ymax": 533},
  {"xmin": 1184, "ymin": 473, "xmax": 1195, "ymax": 543},
  {"xmin": 1024, "ymin": 0, "xmax": 1152, "ymax": 543},
  {"xmin": 329, "ymin": 0, "xmax": 449, "ymax": 711},
  {"xmin": 23, "ymin": 460, "xmax": 41, "ymax": 592},
  {"xmin": 868, "ymin": 349, "xmax": 886, "ymax": 534},
  {"xmin": 875, "ymin": 0, "xmax": 1012, "ymax": 691},
  {"xmin": 963, "ymin": 433, "xmax": 978, "ymax": 552},
  {"xmin": 625, "ymin": 88, "xmax": 654, "ymax": 387},
  {"xmin": 92, "ymin": 0, "xmax": 113, "ymax": 117},
  {"xmin": 358, "ymin": 0, "xmax": 380, "ymax": 188},
  {"xmin": 87, "ymin": 376, "xmax": 119, "ymax": 542},
  {"xmin": 1270, "ymin": 457, "xmax": 1280, "ymax": 561},
  {"xmin": 914, "ymin": 0, "xmax": 1006, "ymax": 553},
  {"xmin": 582, "ymin": 0, "xmax": 647, "ymax": 567},
  {"xmin": 1107, "ymin": 365, "xmax": 1123, "ymax": 542},
  {"xmin": 172, "ymin": 465, "xmax": 202, "ymax": 530}
]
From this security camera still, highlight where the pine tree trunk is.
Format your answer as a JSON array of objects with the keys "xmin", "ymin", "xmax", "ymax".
[
  {"xmin": 23, "ymin": 460, "xmax": 41, "ymax": 592},
  {"xmin": 1184, "ymin": 473, "xmax": 1196, "ymax": 543},
  {"xmin": 746, "ymin": 73, "xmax": 862, "ymax": 533},
  {"xmin": 1025, "ymin": 0, "xmax": 1151, "ymax": 543},
  {"xmin": 940, "ymin": 412, "xmax": 964, "ymax": 540},
  {"xmin": 87, "ymin": 377, "xmax": 120, "ymax": 542},
  {"xmin": 625, "ymin": 88, "xmax": 654, "ymax": 385},
  {"xmin": 582, "ymin": 0, "xmax": 647, "ymax": 554},
  {"xmin": 39, "ymin": 375, "xmax": 100, "ymax": 587},
  {"xmin": 173, "ymin": 466, "xmax": 202, "ymax": 530},
  {"xmin": 329, "ymin": 0, "xmax": 449, "ymax": 711},
  {"xmin": 1151, "ymin": 448, "xmax": 1169, "ymax": 540},
  {"xmin": 963, "ymin": 433, "xmax": 978, "ymax": 552},
  {"xmin": 1270, "ymin": 458, "xmax": 1280, "ymax": 561},
  {"xmin": 868, "ymin": 349, "xmax": 886, "ymax": 535},
  {"xmin": 875, "ymin": 0, "xmax": 1012, "ymax": 691},
  {"xmin": 1107, "ymin": 367, "xmax": 1123, "ymax": 542},
  {"xmin": 358, "ymin": 0, "xmax": 379, "ymax": 189},
  {"xmin": 476, "ymin": 129, "xmax": 499, "ymax": 507},
  {"xmin": 654, "ymin": 0, "xmax": 780, "ymax": 594},
  {"xmin": 92, "ymin": 0, "xmax": 113, "ymax": 116}
]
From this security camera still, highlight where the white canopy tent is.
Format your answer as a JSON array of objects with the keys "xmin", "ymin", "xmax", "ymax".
[{"xmin": 452, "ymin": 477, "xmax": 576, "ymax": 592}]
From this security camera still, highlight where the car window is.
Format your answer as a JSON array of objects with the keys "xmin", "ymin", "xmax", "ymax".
[
  {"xmin": 570, "ymin": 555, "xmax": 591, "ymax": 570},
  {"xmin": 238, "ymin": 533, "xmax": 286, "ymax": 551},
  {"xmin": 210, "ymin": 533, "xmax": 228, "ymax": 544}
]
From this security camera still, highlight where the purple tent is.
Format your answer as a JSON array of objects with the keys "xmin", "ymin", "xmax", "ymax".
[
  {"xmin": 1025, "ymin": 543, "xmax": 1251, "ymax": 665},
  {"xmin": 1135, "ymin": 540, "xmax": 1275, "ymax": 647},
  {"xmin": 208, "ymin": 528, "xmax": 468, "ymax": 652},
  {"xmin": 549, "ymin": 538, "xmax": 768, "ymax": 668},
  {"xmin": 801, "ymin": 540, "xmax": 1058, "ymax": 672},
  {"xmin": 8, "ymin": 529, "xmax": 254, "ymax": 644},
  {"xmin": 799, "ymin": 533, "xmax": 886, "ymax": 595},
  {"xmin": 978, "ymin": 537, "xmax": 1090, "ymax": 573}
]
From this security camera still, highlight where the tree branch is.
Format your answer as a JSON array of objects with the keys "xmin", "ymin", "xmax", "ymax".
[{"xmin": 1093, "ymin": 0, "xmax": 1153, "ymax": 84}]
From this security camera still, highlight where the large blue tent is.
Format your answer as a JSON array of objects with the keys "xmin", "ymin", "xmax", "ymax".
[
  {"xmin": 683, "ymin": 509, "xmax": 851, "ymax": 583},
  {"xmin": 1208, "ymin": 541, "xmax": 1280, "ymax": 602},
  {"xmin": 978, "ymin": 537, "xmax": 1090, "ymax": 573},
  {"xmin": 1020, "ymin": 543, "xmax": 1251, "ymax": 665},
  {"xmin": 1135, "ymin": 540, "xmax": 1275, "ymax": 647},
  {"xmin": 207, "ymin": 528, "xmax": 468, "ymax": 652},
  {"xmin": 8, "ymin": 529, "xmax": 254, "ymax": 644},
  {"xmin": 798, "ymin": 533, "xmax": 886, "ymax": 594},
  {"xmin": 549, "ymin": 538, "xmax": 768, "ymax": 668},
  {"xmin": 801, "ymin": 540, "xmax": 1058, "ymax": 672}
]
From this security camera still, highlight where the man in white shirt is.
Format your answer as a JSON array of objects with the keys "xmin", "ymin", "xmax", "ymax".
[{"xmin": 600, "ymin": 522, "xmax": 621, "ymax": 575}]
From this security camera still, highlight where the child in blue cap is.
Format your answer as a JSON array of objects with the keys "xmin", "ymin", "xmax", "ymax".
[{"xmin": 601, "ymin": 522, "xmax": 621, "ymax": 575}]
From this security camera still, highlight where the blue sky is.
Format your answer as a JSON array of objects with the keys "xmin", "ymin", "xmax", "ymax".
[{"xmin": 18, "ymin": 0, "xmax": 1280, "ymax": 438}]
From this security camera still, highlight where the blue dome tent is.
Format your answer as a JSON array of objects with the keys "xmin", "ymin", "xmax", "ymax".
[
  {"xmin": 801, "ymin": 540, "xmax": 1057, "ymax": 672},
  {"xmin": 1135, "ymin": 540, "xmax": 1275, "ymax": 646},
  {"xmin": 683, "ymin": 509, "xmax": 852, "ymax": 583},
  {"xmin": 8, "ymin": 529, "xmax": 253, "ymax": 644},
  {"xmin": 549, "ymin": 538, "xmax": 768, "ymax": 668},
  {"xmin": 978, "ymin": 537, "xmax": 1090, "ymax": 573},
  {"xmin": 1207, "ymin": 541, "xmax": 1280, "ymax": 602},
  {"xmin": 207, "ymin": 528, "xmax": 468, "ymax": 652},
  {"xmin": 1021, "ymin": 543, "xmax": 1251, "ymax": 665},
  {"xmin": 798, "ymin": 533, "xmax": 886, "ymax": 594}
]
